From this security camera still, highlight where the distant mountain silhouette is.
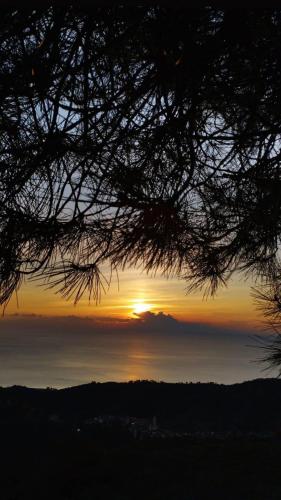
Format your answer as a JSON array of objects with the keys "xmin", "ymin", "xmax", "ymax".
[{"xmin": 1, "ymin": 378, "xmax": 281, "ymax": 432}]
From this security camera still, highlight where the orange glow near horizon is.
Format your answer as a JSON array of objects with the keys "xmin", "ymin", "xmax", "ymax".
[{"xmin": 2, "ymin": 267, "xmax": 260, "ymax": 329}]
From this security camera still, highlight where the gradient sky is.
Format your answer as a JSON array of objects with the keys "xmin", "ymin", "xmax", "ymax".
[
  {"xmin": 0, "ymin": 267, "xmax": 276, "ymax": 387},
  {"xmin": 5, "ymin": 267, "xmax": 258, "ymax": 326}
]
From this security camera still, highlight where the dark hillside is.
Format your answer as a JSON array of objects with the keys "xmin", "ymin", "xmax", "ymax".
[
  {"xmin": 1, "ymin": 379, "xmax": 281, "ymax": 499},
  {"xmin": 1, "ymin": 378, "xmax": 281, "ymax": 432}
]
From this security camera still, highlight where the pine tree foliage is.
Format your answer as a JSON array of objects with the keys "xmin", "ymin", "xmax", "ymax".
[{"xmin": 1, "ymin": 5, "xmax": 281, "ymax": 332}]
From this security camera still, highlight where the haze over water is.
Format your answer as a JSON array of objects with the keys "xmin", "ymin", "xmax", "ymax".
[{"xmin": 0, "ymin": 313, "xmax": 273, "ymax": 388}]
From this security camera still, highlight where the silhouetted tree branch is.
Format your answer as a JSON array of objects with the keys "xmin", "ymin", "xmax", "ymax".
[
  {"xmin": 251, "ymin": 283, "xmax": 281, "ymax": 371},
  {"xmin": 1, "ymin": 5, "xmax": 281, "ymax": 339}
]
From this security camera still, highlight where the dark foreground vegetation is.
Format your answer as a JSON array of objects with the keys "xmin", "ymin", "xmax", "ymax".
[
  {"xmin": 2, "ymin": 428, "xmax": 281, "ymax": 500},
  {"xmin": 1, "ymin": 379, "xmax": 281, "ymax": 499}
]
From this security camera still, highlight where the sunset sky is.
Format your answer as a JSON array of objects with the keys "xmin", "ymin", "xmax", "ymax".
[
  {"xmin": 5, "ymin": 267, "xmax": 257, "ymax": 327},
  {"xmin": 1, "ymin": 7, "xmax": 278, "ymax": 390},
  {"xmin": 0, "ymin": 268, "xmax": 274, "ymax": 388}
]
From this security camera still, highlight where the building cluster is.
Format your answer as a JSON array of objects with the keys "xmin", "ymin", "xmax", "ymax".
[
  {"xmin": 71, "ymin": 415, "xmax": 275, "ymax": 441},
  {"xmin": 82, "ymin": 414, "xmax": 160, "ymax": 439}
]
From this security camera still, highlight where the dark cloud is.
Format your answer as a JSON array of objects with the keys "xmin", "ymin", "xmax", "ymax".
[{"xmin": 132, "ymin": 310, "xmax": 179, "ymax": 330}]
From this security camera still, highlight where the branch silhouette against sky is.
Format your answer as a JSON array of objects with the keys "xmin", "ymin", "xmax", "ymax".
[{"xmin": 1, "ymin": 5, "xmax": 281, "ymax": 350}]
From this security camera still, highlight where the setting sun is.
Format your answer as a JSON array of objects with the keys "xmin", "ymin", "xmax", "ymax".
[{"xmin": 131, "ymin": 300, "xmax": 153, "ymax": 315}]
